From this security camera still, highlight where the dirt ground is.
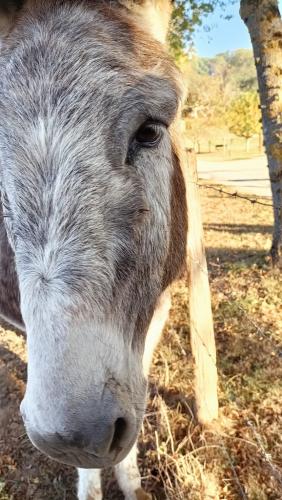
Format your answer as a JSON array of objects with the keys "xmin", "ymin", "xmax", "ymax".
[{"xmin": 0, "ymin": 183, "xmax": 281, "ymax": 499}]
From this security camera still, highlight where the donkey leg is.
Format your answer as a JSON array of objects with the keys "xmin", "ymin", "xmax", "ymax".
[
  {"xmin": 143, "ymin": 288, "xmax": 171, "ymax": 376},
  {"xmin": 77, "ymin": 468, "xmax": 102, "ymax": 500},
  {"xmin": 115, "ymin": 442, "xmax": 151, "ymax": 500},
  {"xmin": 115, "ymin": 290, "xmax": 171, "ymax": 500}
]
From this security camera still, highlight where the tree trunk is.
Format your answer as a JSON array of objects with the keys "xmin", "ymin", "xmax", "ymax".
[
  {"xmin": 240, "ymin": 0, "xmax": 282, "ymax": 266},
  {"xmin": 259, "ymin": 131, "xmax": 263, "ymax": 152},
  {"xmin": 186, "ymin": 150, "xmax": 218, "ymax": 424}
]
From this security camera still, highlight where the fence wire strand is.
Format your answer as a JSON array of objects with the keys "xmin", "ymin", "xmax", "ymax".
[
  {"xmin": 185, "ymin": 176, "xmax": 281, "ymax": 210},
  {"xmin": 186, "ymin": 254, "xmax": 282, "ymax": 494},
  {"xmin": 184, "ymin": 170, "xmax": 282, "ymax": 495},
  {"xmin": 200, "ymin": 183, "xmax": 278, "ymax": 209}
]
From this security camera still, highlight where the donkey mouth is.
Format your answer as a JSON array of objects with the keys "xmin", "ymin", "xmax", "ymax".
[
  {"xmin": 42, "ymin": 442, "xmax": 136, "ymax": 469},
  {"xmin": 26, "ymin": 427, "xmax": 139, "ymax": 469}
]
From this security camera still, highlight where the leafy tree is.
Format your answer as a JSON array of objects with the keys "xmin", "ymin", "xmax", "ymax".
[
  {"xmin": 181, "ymin": 50, "xmax": 258, "ymax": 143},
  {"xmin": 205, "ymin": 49, "xmax": 257, "ymax": 92},
  {"xmin": 226, "ymin": 91, "xmax": 261, "ymax": 146},
  {"xmin": 169, "ymin": 0, "xmax": 237, "ymax": 59},
  {"xmin": 169, "ymin": 0, "xmax": 215, "ymax": 57},
  {"xmin": 169, "ymin": 0, "xmax": 282, "ymax": 266},
  {"xmin": 224, "ymin": 48, "xmax": 257, "ymax": 91}
]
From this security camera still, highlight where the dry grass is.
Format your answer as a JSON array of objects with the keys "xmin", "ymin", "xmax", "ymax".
[{"xmin": 0, "ymin": 184, "xmax": 281, "ymax": 499}]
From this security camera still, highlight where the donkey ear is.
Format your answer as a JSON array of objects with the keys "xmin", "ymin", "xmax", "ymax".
[{"xmin": 121, "ymin": 0, "xmax": 172, "ymax": 44}]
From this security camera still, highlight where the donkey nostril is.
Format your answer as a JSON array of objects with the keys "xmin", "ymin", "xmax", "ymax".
[{"xmin": 110, "ymin": 417, "xmax": 127, "ymax": 452}]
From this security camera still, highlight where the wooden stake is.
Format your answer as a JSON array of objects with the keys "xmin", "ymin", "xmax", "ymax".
[{"xmin": 185, "ymin": 150, "xmax": 218, "ymax": 424}]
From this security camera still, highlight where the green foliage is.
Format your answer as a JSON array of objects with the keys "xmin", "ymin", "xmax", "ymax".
[
  {"xmin": 169, "ymin": 0, "xmax": 236, "ymax": 59},
  {"xmin": 169, "ymin": 0, "xmax": 214, "ymax": 58},
  {"xmin": 182, "ymin": 50, "xmax": 258, "ymax": 140},
  {"xmin": 223, "ymin": 49, "xmax": 258, "ymax": 91},
  {"xmin": 226, "ymin": 91, "xmax": 262, "ymax": 139},
  {"xmin": 169, "ymin": 2, "xmax": 260, "ymax": 143},
  {"xmin": 200, "ymin": 49, "xmax": 257, "ymax": 91}
]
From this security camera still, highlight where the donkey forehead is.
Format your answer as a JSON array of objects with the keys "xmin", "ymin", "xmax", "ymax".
[
  {"xmin": 0, "ymin": 10, "xmax": 179, "ymax": 140},
  {"xmin": 0, "ymin": 66, "xmax": 178, "ymax": 182}
]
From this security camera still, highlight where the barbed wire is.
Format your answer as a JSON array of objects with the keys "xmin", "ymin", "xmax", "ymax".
[
  {"xmin": 185, "ymin": 262, "xmax": 282, "ymax": 494},
  {"xmin": 188, "ymin": 252, "xmax": 281, "ymax": 354},
  {"xmin": 185, "ymin": 168, "xmax": 282, "ymax": 493},
  {"xmin": 185, "ymin": 175, "xmax": 281, "ymax": 210},
  {"xmin": 246, "ymin": 419, "xmax": 282, "ymax": 487},
  {"xmin": 199, "ymin": 182, "xmax": 278, "ymax": 209},
  {"xmin": 185, "ymin": 269, "xmax": 282, "ymax": 494}
]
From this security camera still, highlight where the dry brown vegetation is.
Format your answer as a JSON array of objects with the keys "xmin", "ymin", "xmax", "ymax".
[{"xmin": 0, "ymin": 183, "xmax": 281, "ymax": 499}]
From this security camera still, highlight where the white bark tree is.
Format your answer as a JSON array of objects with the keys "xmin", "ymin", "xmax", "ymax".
[{"xmin": 240, "ymin": 0, "xmax": 282, "ymax": 266}]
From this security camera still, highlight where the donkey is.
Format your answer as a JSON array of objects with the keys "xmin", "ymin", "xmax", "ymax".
[{"xmin": 0, "ymin": 0, "xmax": 188, "ymax": 498}]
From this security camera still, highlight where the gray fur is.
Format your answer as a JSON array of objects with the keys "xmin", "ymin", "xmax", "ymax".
[{"xmin": 0, "ymin": 0, "xmax": 187, "ymax": 469}]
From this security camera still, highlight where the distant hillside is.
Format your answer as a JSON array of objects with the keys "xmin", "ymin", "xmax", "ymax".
[
  {"xmin": 198, "ymin": 49, "xmax": 258, "ymax": 93},
  {"xmin": 183, "ymin": 49, "xmax": 259, "ymax": 142},
  {"xmin": 180, "ymin": 49, "xmax": 260, "ymax": 147}
]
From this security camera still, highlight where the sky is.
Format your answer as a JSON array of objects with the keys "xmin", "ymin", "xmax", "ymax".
[{"xmin": 193, "ymin": 0, "xmax": 282, "ymax": 58}]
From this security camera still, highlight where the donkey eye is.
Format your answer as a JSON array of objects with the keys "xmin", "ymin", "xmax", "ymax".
[{"xmin": 135, "ymin": 122, "xmax": 163, "ymax": 147}]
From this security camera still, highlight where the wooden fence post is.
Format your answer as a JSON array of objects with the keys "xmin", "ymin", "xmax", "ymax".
[{"xmin": 185, "ymin": 149, "xmax": 218, "ymax": 424}]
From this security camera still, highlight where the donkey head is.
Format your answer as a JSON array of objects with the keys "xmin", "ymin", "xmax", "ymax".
[{"xmin": 0, "ymin": 0, "xmax": 187, "ymax": 468}]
